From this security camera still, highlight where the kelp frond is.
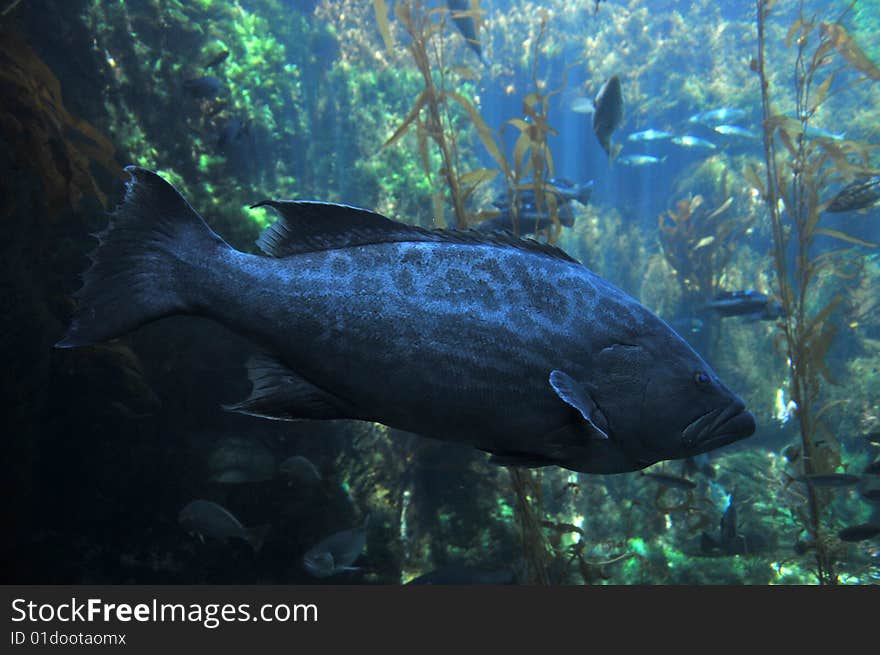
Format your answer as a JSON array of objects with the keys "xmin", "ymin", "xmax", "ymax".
[{"xmin": 754, "ymin": 0, "xmax": 880, "ymax": 584}]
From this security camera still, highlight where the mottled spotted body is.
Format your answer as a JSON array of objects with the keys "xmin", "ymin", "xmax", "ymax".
[{"xmin": 58, "ymin": 168, "xmax": 756, "ymax": 474}]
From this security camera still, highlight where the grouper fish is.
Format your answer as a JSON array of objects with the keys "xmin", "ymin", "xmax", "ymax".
[{"xmin": 57, "ymin": 167, "xmax": 756, "ymax": 474}]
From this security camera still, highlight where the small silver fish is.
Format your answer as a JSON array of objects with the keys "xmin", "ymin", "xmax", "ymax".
[
  {"xmin": 805, "ymin": 125, "xmax": 845, "ymax": 141},
  {"xmin": 627, "ymin": 129, "xmax": 674, "ymax": 142},
  {"xmin": 178, "ymin": 499, "xmax": 268, "ymax": 550},
  {"xmin": 617, "ymin": 154, "xmax": 665, "ymax": 166},
  {"xmin": 569, "ymin": 96, "xmax": 595, "ymax": 114},
  {"xmin": 302, "ymin": 516, "xmax": 369, "ymax": 578},
  {"xmin": 713, "ymin": 125, "xmax": 758, "ymax": 139},
  {"xmin": 671, "ymin": 135, "xmax": 717, "ymax": 150},
  {"xmin": 687, "ymin": 107, "xmax": 746, "ymax": 126}
]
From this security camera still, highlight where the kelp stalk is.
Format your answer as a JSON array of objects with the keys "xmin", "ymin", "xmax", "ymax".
[
  {"xmin": 753, "ymin": 0, "xmax": 871, "ymax": 584},
  {"xmin": 509, "ymin": 468, "xmax": 551, "ymax": 585}
]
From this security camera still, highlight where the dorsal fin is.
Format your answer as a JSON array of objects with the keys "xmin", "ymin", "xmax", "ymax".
[{"xmin": 250, "ymin": 200, "xmax": 578, "ymax": 263}]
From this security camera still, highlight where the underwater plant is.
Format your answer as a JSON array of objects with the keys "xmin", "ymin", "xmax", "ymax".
[
  {"xmin": 658, "ymin": 186, "xmax": 751, "ymax": 302},
  {"xmin": 753, "ymin": 0, "xmax": 879, "ymax": 585},
  {"xmin": 0, "ymin": 28, "xmax": 120, "ymax": 218},
  {"xmin": 377, "ymin": 0, "xmax": 491, "ymax": 228}
]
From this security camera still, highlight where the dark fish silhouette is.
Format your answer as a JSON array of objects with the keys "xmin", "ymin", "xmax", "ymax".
[
  {"xmin": 183, "ymin": 75, "xmax": 222, "ymax": 98},
  {"xmin": 700, "ymin": 496, "xmax": 766, "ymax": 555},
  {"xmin": 592, "ymin": 75, "xmax": 623, "ymax": 158},
  {"xmin": 825, "ymin": 175, "xmax": 880, "ymax": 213},
  {"xmin": 57, "ymin": 167, "xmax": 756, "ymax": 474},
  {"xmin": 217, "ymin": 118, "xmax": 249, "ymax": 149},
  {"xmin": 705, "ymin": 290, "xmax": 784, "ymax": 321},
  {"xmin": 837, "ymin": 524, "xmax": 880, "ymax": 542},
  {"xmin": 492, "ymin": 178, "xmax": 593, "ymax": 209},
  {"xmin": 682, "ymin": 453, "xmax": 714, "ymax": 478},
  {"xmin": 446, "ymin": 0, "xmax": 487, "ymax": 65},
  {"xmin": 204, "ymin": 50, "xmax": 230, "ymax": 69},
  {"xmin": 474, "ymin": 202, "xmax": 575, "ymax": 235}
]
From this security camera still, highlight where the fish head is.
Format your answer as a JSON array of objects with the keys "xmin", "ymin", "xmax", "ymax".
[
  {"xmin": 590, "ymin": 324, "xmax": 755, "ymax": 469},
  {"xmin": 302, "ymin": 550, "xmax": 335, "ymax": 578}
]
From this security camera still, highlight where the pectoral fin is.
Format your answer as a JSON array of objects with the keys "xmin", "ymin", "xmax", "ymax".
[
  {"xmin": 549, "ymin": 369, "xmax": 610, "ymax": 440},
  {"xmin": 224, "ymin": 353, "xmax": 355, "ymax": 421}
]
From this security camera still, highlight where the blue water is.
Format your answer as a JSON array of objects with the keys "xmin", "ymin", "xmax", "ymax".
[{"xmin": 2, "ymin": 0, "xmax": 878, "ymax": 585}]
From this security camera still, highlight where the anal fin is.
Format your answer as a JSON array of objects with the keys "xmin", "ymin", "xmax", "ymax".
[
  {"xmin": 487, "ymin": 452, "xmax": 556, "ymax": 468},
  {"xmin": 224, "ymin": 353, "xmax": 354, "ymax": 421}
]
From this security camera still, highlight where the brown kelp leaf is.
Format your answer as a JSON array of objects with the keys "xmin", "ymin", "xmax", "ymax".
[
  {"xmin": 384, "ymin": 89, "xmax": 429, "ymax": 148},
  {"xmin": 432, "ymin": 189, "xmax": 446, "ymax": 228},
  {"xmin": 506, "ymin": 117, "xmax": 530, "ymax": 132},
  {"xmin": 372, "ymin": 0, "xmax": 395, "ymax": 52},
  {"xmin": 512, "ymin": 130, "xmax": 531, "ymax": 179},
  {"xmin": 815, "ymin": 398, "xmax": 849, "ymax": 422},
  {"xmin": 784, "ymin": 17, "xmax": 807, "ymax": 48},
  {"xmin": 459, "ymin": 168, "xmax": 497, "ymax": 201},
  {"xmin": 808, "ymin": 324, "xmax": 839, "ymax": 385},
  {"xmin": 444, "ymin": 90, "xmax": 509, "ymax": 176},
  {"xmin": 819, "ymin": 22, "xmax": 880, "ymax": 80},
  {"xmin": 812, "ymin": 71, "xmax": 835, "ymax": 109},
  {"xmin": 416, "ymin": 119, "xmax": 432, "ymax": 181},
  {"xmin": 776, "ymin": 126, "xmax": 799, "ymax": 159},
  {"xmin": 451, "ymin": 66, "xmax": 480, "ymax": 81},
  {"xmin": 804, "ymin": 295, "xmax": 842, "ymax": 343},
  {"xmin": 543, "ymin": 145, "xmax": 556, "ymax": 177},
  {"xmin": 743, "ymin": 162, "xmax": 767, "ymax": 197},
  {"xmin": 814, "ymin": 228, "xmax": 879, "ymax": 248}
]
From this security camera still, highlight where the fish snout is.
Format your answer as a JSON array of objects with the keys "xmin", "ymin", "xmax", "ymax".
[{"xmin": 682, "ymin": 399, "xmax": 756, "ymax": 452}]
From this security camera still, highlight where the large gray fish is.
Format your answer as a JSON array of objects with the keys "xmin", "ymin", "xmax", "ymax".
[
  {"xmin": 57, "ymin": 167, "xmax": 756, "ymax": 474},
  {"xmin": 592, "ymin": 75, "xmax": 623, "ymax": 159}
]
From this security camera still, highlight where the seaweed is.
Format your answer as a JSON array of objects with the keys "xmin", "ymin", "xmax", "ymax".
[
  {"xmin": 491, "ymin": 11, "xmax": 567, "ymax": 240},
  {"xmin": 0, "ymin": 28, "xmax": 120, "ymax": 218},
  {"xmin": 753, "ymin": 0, "xmax": 879, "ymax": 584},
  {"xmin": 379, "ymin": 0, "xmax": 488, "ymax": 228},
  {"xmin": 658, "ymin": 183, "xmax": 751, "ymax": 302},
  {"xmin": 509, "ymin": 469, "xmax": 551, "ymax": 584},
  {"xmin": 377, "ymin": 1, "xmax": 566, "ymax": 240}
]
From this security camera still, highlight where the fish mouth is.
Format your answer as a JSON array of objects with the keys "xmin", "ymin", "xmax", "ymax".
[{"xmin": 682, "ymin": 400, "xmax": 756, "ymax": 453}]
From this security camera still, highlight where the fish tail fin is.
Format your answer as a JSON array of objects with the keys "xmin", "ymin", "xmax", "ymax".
[
  {"xmin": 246, "ymin": 524, "xmax": 271, "ymax": 552},
  {"xmin": 575, "ymin": 182, "xmax": 594, "ymax": 206},
  {"xmin": 56, "ymin": 167, "xmax": 229, "ymax": 348}
]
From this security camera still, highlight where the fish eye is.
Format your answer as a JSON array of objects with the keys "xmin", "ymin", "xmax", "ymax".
[{"xmin": 694, "ymin": 371, "xmax": 711, "ymax": 386}]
